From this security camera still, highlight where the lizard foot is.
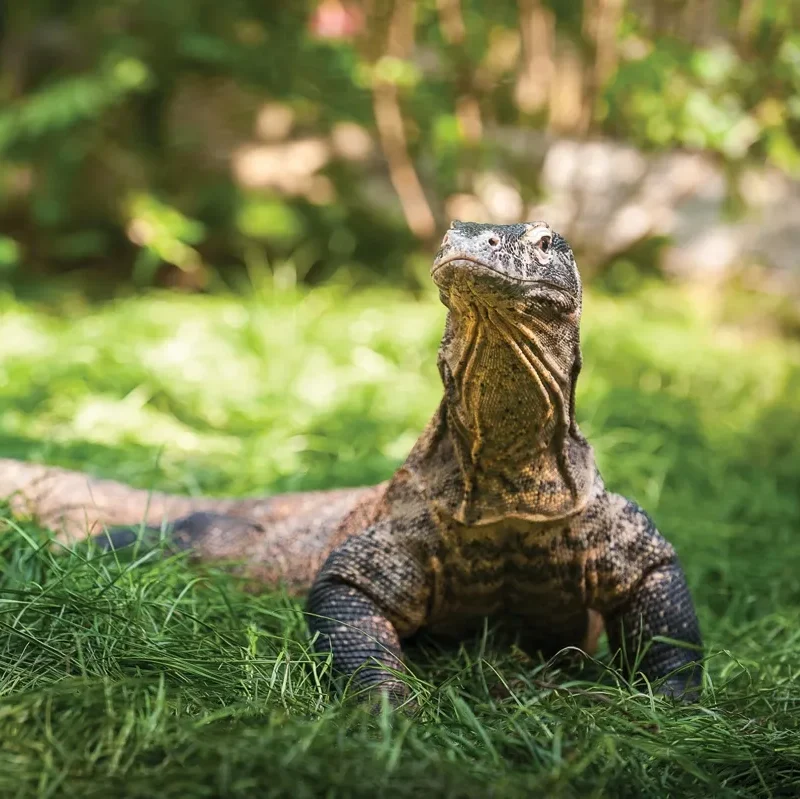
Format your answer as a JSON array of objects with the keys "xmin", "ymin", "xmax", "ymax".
[{"xmin": 654, "ymin": 672, "xmax": 702, "ymax": 703}]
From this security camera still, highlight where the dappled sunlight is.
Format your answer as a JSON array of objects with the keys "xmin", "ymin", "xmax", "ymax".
[
  {"xmin": 473, "ymin": 172, "xmax": 524, "ymax": 224},
  {"xmin": 254, "ymin": 102, "xmax": 295, "ymax": 142},
  {"xmin": 0, "ymin": 310, "xmax": 53, "ymax": 360},
  {"xmin": 0, "ymin": 287, "xmax": 443, "ymax": 494},
  {"xmin": 293, "ymin": 351, "xmax": 341, "ymax": 410},
  {"xmin": 233, "ymin": 138, "xmax": 332, "ymax": 195},
  {"xmin": 330, "ymin": 121, "xmax": 374, "ymax": 161},
  {"xmin": 61, "ymin": 393, "xmax": 240, "ymax": 454}
]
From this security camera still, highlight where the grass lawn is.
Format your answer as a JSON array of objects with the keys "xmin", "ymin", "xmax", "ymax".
[{"xmin": 0, "ymin": 279, "xmax": 799, "ymax": 797}]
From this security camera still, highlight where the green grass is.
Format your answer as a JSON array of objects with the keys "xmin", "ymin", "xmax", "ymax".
[{"xmin": 1, "ymin": 280, "xmax": 799, "ymax": 797}]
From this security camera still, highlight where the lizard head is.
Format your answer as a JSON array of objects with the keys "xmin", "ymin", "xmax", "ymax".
[
  {"xmin": 426, "ymin": 220, "xmax": 593, "ymax": 522},
  {"xmin": 431, "ymin": 220, "xmax": 580, "ymax": 316}
]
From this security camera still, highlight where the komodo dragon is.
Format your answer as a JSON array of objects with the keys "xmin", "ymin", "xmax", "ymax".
[{"xmin": 0, "ymin": 221, "xmax": 703, "ymax": 704}]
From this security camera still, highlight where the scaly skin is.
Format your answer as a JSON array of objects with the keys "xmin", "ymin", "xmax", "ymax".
[{"xmin": 0, "ymin": 221, "xmax": 703, "ymax": 702}]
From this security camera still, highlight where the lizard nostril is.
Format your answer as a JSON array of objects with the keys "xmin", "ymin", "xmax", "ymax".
[
  {"xmin": 488, "ymin": 236, "xmax": 499, "ymax": 247},
  {"xmin": 442, "ymin": 232, "xmax": 450, "ymax": 244}
]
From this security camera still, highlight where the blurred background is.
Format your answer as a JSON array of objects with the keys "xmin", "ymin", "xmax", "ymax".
[
  {"xmin": 1, "ymin": 0, "xmax": 799, "ymax": 302},
  {"xmin": 1, "ymin": 0, "xmax": 799, "ymax": 505}
]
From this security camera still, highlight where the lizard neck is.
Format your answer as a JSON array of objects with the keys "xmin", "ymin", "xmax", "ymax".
[{"xmin": 408, "ymin": 300, "xmax": 595, "ymax": 525}]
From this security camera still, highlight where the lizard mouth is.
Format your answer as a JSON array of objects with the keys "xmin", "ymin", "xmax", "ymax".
[{"xmin": 431, "ymin": 256, "xmax": 575, "ymax": 304}]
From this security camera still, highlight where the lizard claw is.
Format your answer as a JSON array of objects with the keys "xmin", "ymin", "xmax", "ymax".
[{"xmin": 655, "ymin": 672, "xmax": 702, "ymax": 703}]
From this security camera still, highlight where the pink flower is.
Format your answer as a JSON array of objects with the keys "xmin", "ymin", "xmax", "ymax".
[{"xmin": 309, "ymin": 0, "xmax": 365, "ymax": 41}]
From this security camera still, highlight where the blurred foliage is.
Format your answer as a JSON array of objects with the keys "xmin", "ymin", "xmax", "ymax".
[{"xmin": 1, "ymin": 0, "xmax": 799, "ymax": 291}]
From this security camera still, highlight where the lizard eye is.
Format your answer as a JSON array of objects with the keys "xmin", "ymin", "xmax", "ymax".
[{"xmin": 538, "ymin": 235, "xmax": 551, "ymax": 253}]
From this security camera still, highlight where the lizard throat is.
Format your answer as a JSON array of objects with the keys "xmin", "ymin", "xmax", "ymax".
[{"xmin": 413, "ymin": 301, "xmax": 596, "ymax": 525}]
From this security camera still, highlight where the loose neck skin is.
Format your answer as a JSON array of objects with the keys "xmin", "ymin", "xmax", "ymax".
[{"xmin": 410, "ymin": 293, "xmax": 596, "ymax": 526}]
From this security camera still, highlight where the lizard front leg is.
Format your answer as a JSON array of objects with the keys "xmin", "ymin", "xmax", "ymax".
[
  {"xmin": 307, "ymin": 522, "xmax": 433, "ymax": 704},
  {"xmin": 589, "ymin": 494, "xmax": 703, "ymax": 700},
  {"xmin": 605, "ymin": 558, "xmax": 702, "ymax": 698}
]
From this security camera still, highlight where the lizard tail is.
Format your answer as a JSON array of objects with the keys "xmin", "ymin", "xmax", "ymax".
[
  {"xmin": 0, "ymin": 458, "xmax": 386, "ymax": 591},
  {"xmin": 0, "ymin": 458, "xmax": 211, "ymax": 541}
]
